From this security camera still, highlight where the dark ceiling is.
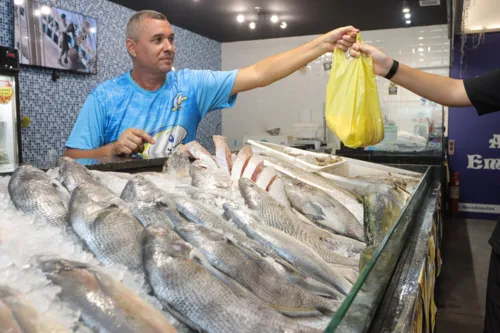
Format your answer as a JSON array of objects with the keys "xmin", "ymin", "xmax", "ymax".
[{"xmin": 109, "ymin": 0, "xmax": 449, "ymax": 42}]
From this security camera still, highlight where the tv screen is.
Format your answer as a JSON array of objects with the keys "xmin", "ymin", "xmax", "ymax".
[{"xmin": 13, "ymin": 0, "xmax": 97, "ymax": 74}]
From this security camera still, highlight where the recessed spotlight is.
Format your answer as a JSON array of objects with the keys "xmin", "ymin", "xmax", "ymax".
[
  {"xmin": 420, "ymin": 53, "xmax": 424, "ymax": 56},
  {"xmin": 403, "ymin": 7, "xmax": 410, "ymax": 13},
  {"xmin": 418, "ymin": 48, "xmax": 424, "ymax": 52},
  {"xmin": 249, "ymin": 22, "xmax": 256, "ymax": 29},
  {"xmin": 419, "ymin": 37, "xmax": 424, "ymax": 40},
  {"xmin": 270, "ymin": 15, "xmax": 278, "ymax": 23},
  {"xmin": 406, "ymin": 20, "xmax": 412, "ymax": 24},
  {"xmin": 280, "ymin": 22, "xmax": 287, "ymax": 29},
  {"xmin": 89, "ymin": 27, "xmax": 96, "ymax": 34},
  {"xmin": 420, "ymin": 59, "xmax": 424, "ymax": 62},
  {"xmin": 13, "ymin": 0, "xmax": 24, "ymax": 5},
  {"xmin": 34, "ymin": 9, "xmax": 41, "ymax": 16},
  {"xmin": 40, "ymin": 5, "xmax": 50, "ymax": 14},
  {"xmin": 405, "ymin": 13, "xmax": 411, "ymax": 19},
  {"xmin": 237, "ymin": 14, "xmax": 245, "ymax": 23}
]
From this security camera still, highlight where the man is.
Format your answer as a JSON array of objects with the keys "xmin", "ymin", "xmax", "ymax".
[
  {"xmin": 58, "ymin": 14, "xmax": 71, "ymax": 66},
  {"xmin": 350, "ymin": 42, "xmax": 499, "ymax": 333},
  {"xmin": 65, "ymin": 10, "xmax": 358, "ymax": 159}
]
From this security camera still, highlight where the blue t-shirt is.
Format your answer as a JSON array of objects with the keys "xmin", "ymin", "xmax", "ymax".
[{"xmin": 66, "ymin": 69, "xmax": 239, "ymax": 158}]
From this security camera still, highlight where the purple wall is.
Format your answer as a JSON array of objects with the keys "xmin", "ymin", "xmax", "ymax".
[{"xmin": 449, "ymin": 32, "xmax": 500, "ymax": 219}]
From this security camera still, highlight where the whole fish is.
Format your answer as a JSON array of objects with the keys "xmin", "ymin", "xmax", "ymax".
[
  {"xmin": 239, "ymin": 178, "xmax": 364, "ymax": 264},
  {"xmin": 0, "ymin": 285, "xmax": 69, "ymax": 333},
  {"xmin": 121, "ymin": 175, "xmax": 186, "ymax": 228},
  {"xmin": 40, "ymin": 259, "xmax": 177, "ymax": 333},
  {"xmin": 175, "ymin": 223, "xmax": 339, "ymax": 317},
  {"xmin": 260, "ymin": 154, "xmax": 364, "ymax": 223},
  {"xmin": 223, "ymin": 202, "xmax": 352, "ymax": 296},
  {"xmin": 282, "ymin": 175, "xmax": 365, "ymax": 242},
  {"xmin": 213, "ymin": 135, "xmax": 233, "ymax": 173},
  {"xmin": 69, "ymin": 186, "xmax": 144, "ymax": 273},
  {"xmin": 143, "ymin": 225, "xmax": 321, "ymax": 333},
  {"xmin": 8, "ymin": 165, "xmax": 69, "ymax": 229},
  {"xmin": 162, "ymin": 145, "xmax": 192, "ymax": 179}
]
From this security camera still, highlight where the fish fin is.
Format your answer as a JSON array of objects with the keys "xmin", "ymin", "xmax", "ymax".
[
  {"xmin": 50, "ymin": 179, "xmax": 71, "ymax": 208},
  {"xmin": 270, "ymin": 305, "xmax": 323, "ymax": 318},
  {"xmin": 224, "ymin": 237, "xmax": 266, "ymax": 264},
  {"xmin": 162, "ymin": 302, "xmax": 206, "ymax": 333}
]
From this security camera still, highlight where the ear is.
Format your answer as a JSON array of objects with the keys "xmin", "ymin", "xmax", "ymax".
[{"xmin": 126, "ymin": 38, "xmax": 137, "ymax": 58}]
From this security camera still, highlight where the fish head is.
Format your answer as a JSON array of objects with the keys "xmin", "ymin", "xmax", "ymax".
[
  {"xmin": 190, "ymin": 160, "xmax": 232, "ymax": 189},
  {"xmin": 121, "ymin": 175, "xmax": 159, "ymax": 203},
  {"xmin": 57, "ymin": 157, "xmax": 92, "ymax": 191}
]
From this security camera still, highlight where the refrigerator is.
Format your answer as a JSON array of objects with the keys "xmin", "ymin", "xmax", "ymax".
[{"xmin": 0, "ymin": 46, "xmax": 22, "ymax": 174}]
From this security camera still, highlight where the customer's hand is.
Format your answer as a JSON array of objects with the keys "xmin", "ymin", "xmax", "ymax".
[
  {"xmin": 321, "ymin": 26, "xmax": 359, "ymax": 52},
  {"xmin": 111, "ymin": 128, "xmax": 155, "ymax": 156},
  {"xmin": 350, "ymin": 42, "xmax": 393, "ymax": 77}
]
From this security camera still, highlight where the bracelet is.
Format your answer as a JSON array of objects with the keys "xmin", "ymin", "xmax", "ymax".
[{"xmin": 385, "ymin": 60, "xmax": 399, "ymax": 80}]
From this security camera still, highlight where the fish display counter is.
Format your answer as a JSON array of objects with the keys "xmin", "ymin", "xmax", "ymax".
[{"xmin": 0, "ymin": 137, "xmax": 442, "ymax": 333}]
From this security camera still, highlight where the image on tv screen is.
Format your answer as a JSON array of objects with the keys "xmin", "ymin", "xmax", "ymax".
[{"xmin": 13, "ymin": 0, "xmax": 97, "ymax": 74}]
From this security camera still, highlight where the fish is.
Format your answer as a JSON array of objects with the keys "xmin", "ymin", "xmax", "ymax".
[
  {"xmin": 352, "ymin": 172, "xmax": 421, "ymax": 193},
  {"xmin": 40, "ymin": 259, "xmax": 177, "ymax": 333},
  {"xmin": 69, "ymin": 185, "xmax": 144, "ymax": 273},
  {"xmin": 175, "ymin": 223, "xmax": 339, "ymax": 317},
  {"xmin": 223, "ymin": 201, "xmax": 352, "ymax": 296},
  {"xmin": 58, "ymin": 157, "xmax": 111, "ymax": 195},
  {"xmin": 213, "ymin": 135, "xmax": 233, "ymax": 173},
  {"xmin": 143, "ymin": 225, "xmax": 321, "ymax": 333},
  {"xmin": 185, "ymin": 141, "xmax": 218, "ymax": 169},
  {"xmin": 171, "ymin": 196, "xmax": 244, "ymax": 237},
  {"xmin": 190, "ymin": 160, "xmax": 233, "ymax": 193},
  {"xmin": 8, "ymin": 165, "xmax": 69, "ymax": 230},
  {"xmin": 120, "ymin": 175, "xmax": 187, "ymax": 228},
  {"xmin": 239, "ymin": 178, "xmax": 364, "ymax": 264},
  {"xmin": 162, "ymin": 144, "xmax": 192, "ymax": 179},
  {"xmin": 267, "ymin": 176, "xmax": 290, "ymax": 207},
  {"xmin": 0, "ymin": 285, "xmax": 69, "ymax": 333},
  {"xmin": 282, "ymin": 175, "xmax": 365, "ymax": 242},
  {"xmin": 260, "ymin": 154, "xmax": 364, "ymax": 224},
  {"xmin": 231, "ymin": 145, "xmax": 253, "ymax": 180}
]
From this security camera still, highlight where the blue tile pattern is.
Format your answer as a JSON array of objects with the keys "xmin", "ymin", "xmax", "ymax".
[{"xmin": 0, "ymin": 0, "xmax": 222, "ymax": 166}]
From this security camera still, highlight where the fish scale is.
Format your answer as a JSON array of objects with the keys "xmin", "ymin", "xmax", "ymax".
[
  {"xmin": 176, "ymin": 223, "xmax": 339, "ymax": 317},
  {"xmin": 239, "ymin": 178, "xmax": 360, "ymax": 267},
  {"xmin": 143, "ymin": 226, "xmax": 321, "ymax": 333}
]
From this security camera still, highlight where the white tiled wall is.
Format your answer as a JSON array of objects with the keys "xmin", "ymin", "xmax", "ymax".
[{"xmin": 221, "ymin": 24, "xmax": 450, "ymax": 150}]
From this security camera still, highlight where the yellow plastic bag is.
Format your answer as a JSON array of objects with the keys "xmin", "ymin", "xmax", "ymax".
[{"xmin": 325, "ymin": 34, "xmax": 384, "ymax": 148}]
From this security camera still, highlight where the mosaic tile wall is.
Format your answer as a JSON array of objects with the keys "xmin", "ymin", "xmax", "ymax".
[{"xmin": 0, "ymin": 0, "xmax": 222, "ymax": 167}]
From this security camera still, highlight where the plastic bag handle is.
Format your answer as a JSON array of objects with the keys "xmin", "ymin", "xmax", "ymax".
[{"xmin": 334, "ymin": 33, "xmax": 365, "ymax": 64}]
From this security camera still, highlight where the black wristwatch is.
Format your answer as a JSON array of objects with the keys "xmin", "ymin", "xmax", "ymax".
[{"xmin": 385, "ymin": 60, "xmax": 399, "ymax": 80}]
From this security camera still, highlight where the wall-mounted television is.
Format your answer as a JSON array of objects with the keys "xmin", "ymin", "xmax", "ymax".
[{"xmin": 13, "ymin": 0, "xmax": 97, "ymax": 74}]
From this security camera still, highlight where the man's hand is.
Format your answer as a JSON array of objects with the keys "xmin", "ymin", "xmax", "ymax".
[
  {"xmin": 110, "ymin": 128, "xmax": 155, "ymax": 156},
  {"xmin": 350, "ymin": 42, "xmax": 393, "ymax": 76},
  {"xmin": 321, "ymin": 26, "xmax": 359, "ymax": 53}
]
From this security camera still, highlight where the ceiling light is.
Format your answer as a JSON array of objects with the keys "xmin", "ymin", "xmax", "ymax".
[
  {"xmin": 420, "ymin": 59, "xmax": 424, "ymax": 62},
  {"xmin": 13, "ymin": 0, "xmax": 24, "ymax": 5},
  {"xmin": 270, "ymin": 15, "xmax": 278, "ymax": 23},
  {"xmin": 402, "ymin": 8, "xmax": 410, "ymax": 13},
  {"xmin": 40, "ymin": 5, "xmax": 50, "ymax": 15},
  {"xmin": 34, "ymin": 9, "xmax": 41, "ymax": 16},
  {"xmin": 237, "ymin": 14, "xmax": 245, "ymax": 23},
  {"xmin": 418, "ymin": 48, "xmax": 424, "ymax": 52},
  {"xmin": 405, "ymin": 13, "xmax": 411, "ymax": 19},
  {"xmin": 89, "ymin": 27, "xmax": 96, "ymax": 33},
  {"xmin": 420, "ymin": 53, "xmax": 424, "ymax": 56},
  {"xmin": 280, "ymin": 22, "xmax": 287, "ymax": 29},
  {"xmin": 419, "ymin": 37, "xmax": 424, "ymax": 40},
  {"xmin": 249, "ymin": 22, "xmax": 256, "ymax": 29},
  {"xmin": 406, "ymin": 20, "xmax": 412, "ymax": 24}
]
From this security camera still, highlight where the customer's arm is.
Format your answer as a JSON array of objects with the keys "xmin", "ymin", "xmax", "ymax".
[{"xmin": 350, "ymin": 43, "xmax": 472, "ymax": 107}]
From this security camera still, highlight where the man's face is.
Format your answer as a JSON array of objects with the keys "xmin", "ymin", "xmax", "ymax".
[{"xmin": 132, "ymin": 18, "xmax": 175, "ymax": 73}]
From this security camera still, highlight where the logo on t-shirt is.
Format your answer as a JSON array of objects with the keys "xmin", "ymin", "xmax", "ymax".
[{"xmin": 172, "ymin": 92, "xmax": 188, "ymax": 112}]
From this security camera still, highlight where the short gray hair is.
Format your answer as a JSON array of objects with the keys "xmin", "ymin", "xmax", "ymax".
[{"xmin": 126, "ymin": 10, "xmax": 168, "ymax": 41}]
